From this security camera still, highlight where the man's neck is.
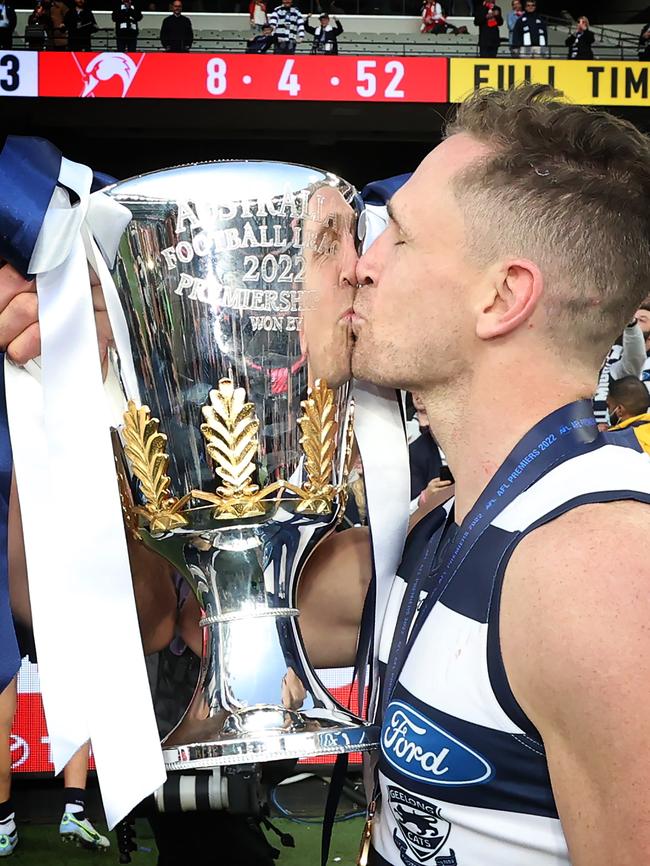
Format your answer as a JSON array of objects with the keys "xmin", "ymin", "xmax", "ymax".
[{"xmin": 421, "ymin": 362, "xmax": 594, "ymax": 523}]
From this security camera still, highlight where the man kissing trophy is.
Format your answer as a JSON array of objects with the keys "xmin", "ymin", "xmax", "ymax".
[{"xmin": 0, "ymin": 143, "xmax": 408, "ymax": 849}]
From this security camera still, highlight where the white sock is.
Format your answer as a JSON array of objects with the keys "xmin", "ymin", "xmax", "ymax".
[
  {"xmin": 64, "ymin": 803, "xmax": 84, "ymax": 816},
  {"xmin": 0, "ymin": 813, "xmax": 16, "ymax": 835}
]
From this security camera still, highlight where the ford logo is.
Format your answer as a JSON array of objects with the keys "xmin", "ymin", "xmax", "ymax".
[{"xmin": 381, "ymin": 701, "xmax": 493, "ymax": 786}]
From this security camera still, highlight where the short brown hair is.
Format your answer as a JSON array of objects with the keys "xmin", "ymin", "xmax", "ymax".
[{"xmin": 446, "ymin": 85, "xmax": 650, "ymax": 368}]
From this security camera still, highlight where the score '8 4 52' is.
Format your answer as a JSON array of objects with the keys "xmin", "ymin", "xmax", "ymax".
[{"xmin": 206, "ymin": 58, "xmax": 405, "ymax": 99}]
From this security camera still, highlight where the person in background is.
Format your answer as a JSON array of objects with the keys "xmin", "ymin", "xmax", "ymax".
[
  {"xmin": 593, "ymin": 318, "xmax": 646, "ymax": 429},
  {"xmin": 25, "ymin": 0, "xmax": 52, "ymax": 50},
  {"xmin": 408, "ymin": 392, "xmax": 445, "ymax": 513},
  {"xmin": 566, "ymin": 15, "xmax": 594, "ymax": 59},
  {"xmin": 0, "ymin": 0, "xmax": 16, "ymax": 50},
  {"xmin": 474, "ymin": 0, "xmax": 503, "ymax": 57},
  {"xmin": 160, "ymin": 0, "xmax": 193, "ymax": 51},
  {"xmin": 507, "ymin": 0, "xmax": 522, "ymax": 53},
  {"xmin": 249, "ymin": 0, "xmax": 267, "ymax": 31},
  {"xmin": 639, "ymin": 22, "xmax": 650, "ymax": 60},
  {"xmin": 511, "ymin": 0, "xmax": 548, "ymax": 57},
  {"xmin": 607, "ymin": 376, "xmax": 650, "ymax": 455},
  {"xmin": 268, "ymin": 0, "xmax": 304, "ymax": 54},
  {"xmin": 245, "ymin": 21, "xmax": 275, "ymax": 50},
  {"xmin": 63, "ymin": 0, "xmax": 98, "ymax": 51},
  {"xmin": 112, "ymin": 0, "xmax": 142, "ymax": 52},
  {"xmin": 0, "ymin": 676, "xmax": 109, "ymax": 855},
  {"xmin": 304, "ymin": 12, "xmax": 342, "ymax": 54},
  {"xmin": 633, "ymin": 301, "xmax": 650, "ymax": 390},
  {"xmin": 420, "ymin": 0, "xmax": 467, "ymax": 34},
  {"xmin": 48, "ymin": 0, "xmax": 68, "ymax": 48}
]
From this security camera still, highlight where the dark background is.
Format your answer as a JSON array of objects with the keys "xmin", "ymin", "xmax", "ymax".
[{"xmin": 3, "ymin": 95, "xmax": 650, "ymax": 188}]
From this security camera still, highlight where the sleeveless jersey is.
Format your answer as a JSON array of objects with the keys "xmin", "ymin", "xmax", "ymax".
[{"xmin": 371, "ymin": 436, "xmax": 650, "ymax": 866}]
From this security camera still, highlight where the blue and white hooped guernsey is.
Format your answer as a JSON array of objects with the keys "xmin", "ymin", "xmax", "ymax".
[{"xmin": 371, "ymin": 433, "xmax": 650, "ymax": 866}]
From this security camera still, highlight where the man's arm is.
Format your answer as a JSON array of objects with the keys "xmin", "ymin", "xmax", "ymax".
[
  {"xmin": 297, "ymin": 527, "xmax": 372, "ymax": 668},
  {"xmin": 609, "ymin": 322, "xmax": 646, "ymax": 380},
  {"xmin": 500, "ymin": 501, "xmax": 650, "ymax": 865}
]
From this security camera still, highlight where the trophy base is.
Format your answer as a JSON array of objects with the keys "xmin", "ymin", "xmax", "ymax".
[{"xmin": 161, "ymin": 709, "xmax": 379, "ymax": 770}]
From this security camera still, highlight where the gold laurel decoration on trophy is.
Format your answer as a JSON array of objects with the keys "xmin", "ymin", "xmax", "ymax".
[
  {"xmin": 116, "ymin": 466, "xmax": 142, "ymax": 542},
  {"xmin": 193, "ymin": 379, "xmax": 272, "ymax": 519},
  {"xmin": 335, "ymin": 402, "xmax": 355, "ymax": 524},
  {"xmin": 122, "ymin": 401, "xmax": 191, "ymax": 533},
  {"xmin": 295, "ymin": 379, "xmax": 338, "ymax": 514}
]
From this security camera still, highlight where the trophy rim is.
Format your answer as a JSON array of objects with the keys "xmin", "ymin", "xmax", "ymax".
[
  {"xmin": 161, "ymin": 722, "xmax": 380, "ymax": 770},
  {"xmin": 102, "ymin": 158, "xmax": 357, "ymax": 202}
]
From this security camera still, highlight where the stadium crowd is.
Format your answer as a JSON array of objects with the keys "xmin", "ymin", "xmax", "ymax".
[{"xmin": 3, "ymin": 0, "xmax": 648, "ymax": 58}]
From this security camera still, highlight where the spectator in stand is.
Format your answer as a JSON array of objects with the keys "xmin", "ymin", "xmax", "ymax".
[
  {"xmin": 0, "ymin": 0, "xmax": 16, "ymax": 50},
  {"xmin": 633, "ymin": 301, "xmax": 650, "ymax": 390},
  {"xmin": 420, "ymin": 0, "xmax": 467, "ymax": 35},
  {"xmin": 48, "ymin": 0, "xmax": 68, "ymax": 48},
  {"xmin": 249, "ymin": 0, "xmax": 267, "ymax": 32},
  {"xmin": 160, "ymin": 0, "xmax": 193, "ymax": 51},
  {"xmin": 566, "ymin": 15, "xmax": 594, "ymax": 59},
  {"xmin": 268, "ymin": 0, "xmax": 304, "ymax": 54},
  {"xmin": 64, "ymin": 0, "xmax": 98, "ymax": 51},
  {"xmin": 607, "ymin": 376, "xmax": 650, "ymax": 455},
  {"xmin": 638, "ymin": 22, "xmax": 650, "ymax": 61},
  {"xmin": 474, "ymin": 0, "xmax": 503, "ymax": 57},
  {"xmin": 507, "ymin": 0, "xmax": 522, "ymax": 53},
  {"xmin": 511, "ymin": 0, "xmax": 548, "ymax": 57},
  {"xmin": 112, "ymin": 0, "xmax": 142, "ymax": 52},
  {"xmin": 25, "ymin": 0, "xmax": 52, "ymax": 49},
  {"xmin": 593, "ymin": 318, "xmax": 646, "ymax": 429},
  {"xmin": 408, "ymin": 392, "xmax": 445, "ymax": 512},
  {"xmin": 304, "ymin": 12, "xmax": 342, "ymax": 54},
  {"xmin": 245, "ymin": 21, "xmax": 275, "ymax": 50}
]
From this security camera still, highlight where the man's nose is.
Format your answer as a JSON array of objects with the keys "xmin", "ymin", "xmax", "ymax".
[
  {"xmin": 340, "ymin": 242, "xmax": 359, "ymax": 289},
  {"xmin": 355, "ymin": 250, "xmax": 375, "ymax": 290}
]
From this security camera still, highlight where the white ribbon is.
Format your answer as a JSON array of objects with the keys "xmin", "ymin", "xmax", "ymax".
[
  {"xmin": 5, "ymin": 156, "xmax": 165, "ymax": 828},
  {"xmin": 353, "ymin": 381, "xmax": 409, "ymax": 720}
]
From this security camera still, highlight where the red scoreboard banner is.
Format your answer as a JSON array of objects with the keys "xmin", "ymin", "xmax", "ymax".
[{"xmin": 37, "ymin": 51, "xmax": 447, "ymax": 102}]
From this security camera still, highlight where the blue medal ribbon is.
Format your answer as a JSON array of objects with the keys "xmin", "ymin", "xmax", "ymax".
[{"xmin": 381, "ymin": 399, "xmax": 599, "ymax": 717}]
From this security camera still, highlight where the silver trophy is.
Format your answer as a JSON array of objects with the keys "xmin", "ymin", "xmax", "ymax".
[{"xmin": 106, "ymin": 161, "xmax": 377, "ymax": 770}]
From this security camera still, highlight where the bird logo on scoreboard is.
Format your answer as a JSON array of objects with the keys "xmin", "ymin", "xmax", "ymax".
[
  {"xmin": 75, "ymin": 52, "xmax": 143, "ymax": 98},
  {"xmin": 10, "ymin": 734, "xmax": 29, "ymax": 769}
]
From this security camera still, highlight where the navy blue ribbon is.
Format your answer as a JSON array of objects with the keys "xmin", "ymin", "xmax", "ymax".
[
  {"xmin": 381, "ymin": 399, "xmax": 599, "ymax": 717},
  {"xmin": 0, "ymin": 135, "xmax": 117, "ymax": 277},
  {"xmin": 0, "ymin": 354, "xmax": 19, "ymax": 695},
  {"xmin": 0, "ymin": 136, "xmax": 62, "ymax": 278},
  {"xmin": 361, "ymin": 174, "xmax": 412, "ymax": 206}
]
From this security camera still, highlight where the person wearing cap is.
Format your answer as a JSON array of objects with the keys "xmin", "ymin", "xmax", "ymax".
[{"xmin": 304, "ymin": 11, "xmax": 342, "ymax": 54}]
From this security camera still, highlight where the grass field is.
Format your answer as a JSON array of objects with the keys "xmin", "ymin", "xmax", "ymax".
[{"xmin": 6, "ymin": 817, "xmax": 365, "ymax": 865}]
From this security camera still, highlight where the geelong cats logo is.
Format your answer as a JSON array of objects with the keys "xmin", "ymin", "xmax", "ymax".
[{"xmin": 388, "ymin": 786, "xmax": 456, "ymax": 864}]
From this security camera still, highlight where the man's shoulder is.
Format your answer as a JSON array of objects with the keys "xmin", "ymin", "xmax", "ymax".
[{"xmin": 512, "ymin": 497, "xmax": 649, "ymax": 571}]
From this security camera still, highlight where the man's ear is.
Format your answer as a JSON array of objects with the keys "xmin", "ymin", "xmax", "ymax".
[{"xmin": 476, "ymin": 260, "xmax": 543, "ymax": 341}]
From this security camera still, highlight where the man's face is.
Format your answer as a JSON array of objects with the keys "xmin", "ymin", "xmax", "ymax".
[
  {"xmin": 300, "ymin": 187, "xmax": 358, "ymax": 389},
  {"xmin": 635, "ymin": 308, "xmax": 650, "ymax": 346},
  {"xmin": 282, "ymin": 0, "xmax": 292, "ymax": 8},
  {"xmin": 525, "ymin": 1, "xmax": 535, "ymax": 11},
  {"xmin": 352, "ymin": 134, "xmax": 490, "ymax": 392},
  {"xmin": 172, "ymin": 2, "xmax": 182, "ymax": 13}
]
